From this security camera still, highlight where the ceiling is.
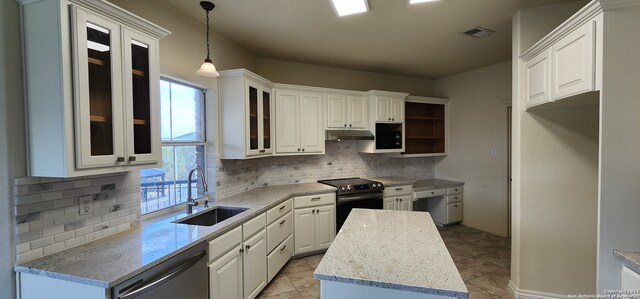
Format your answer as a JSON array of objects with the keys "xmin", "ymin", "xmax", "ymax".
[{"xmin": 164, "ymin": 0, "xmax": 579, "ymax": 79}]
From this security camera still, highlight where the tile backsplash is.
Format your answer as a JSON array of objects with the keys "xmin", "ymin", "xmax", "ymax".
[
  {"xmin": 14, "ymin": 172, "xmax": 140, "ymax": 263},
  {"xmin": 210, "ymin": 140, "xmax": 435, "ymax": 199}
]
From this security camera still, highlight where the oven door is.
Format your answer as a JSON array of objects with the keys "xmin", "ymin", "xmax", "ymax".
[{"xmin": 336, "ymin": 192, "xmax": 383, "ymax": 231}]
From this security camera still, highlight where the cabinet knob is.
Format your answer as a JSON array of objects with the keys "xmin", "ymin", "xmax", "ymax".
[
  {"xmin": 388, "ymin": 118, "xmax": 391, "ymax": 121},
  {"xmin": 302, "ymin": 148, "xmax": 305, "ymax": 152},
  {"xmin": 298, "ymin": 148, "xmax": 301, "ymax": 152},
  {"xmin": 392, "ymin": 118, "xmax": 395, "ymax": 121},
  {"xmin": 240, "ymin": 248, "xmax": 244, "ymax": 254},
  {"xmin": 246, "ymin": 244, "xmax": 251, "ymax": 250},
  {"xmin": 116, "ymin": 157, "xmax": 125, "ymax": 162},
  {"xmin": 344, "ymin": 124, "xmax": 347, "ymax": 127},
  {"xmin": 128, "ymin": 156, "xmax": 136, "ymax": 162},
  {"xmin": 312, "ymin": 210, "xmax": 315, "ymax": 214}
]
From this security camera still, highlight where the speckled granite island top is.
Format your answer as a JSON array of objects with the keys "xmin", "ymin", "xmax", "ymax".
[
  {"xmin": 413, "ymin": 179, "xmax": 464, "ymax": 191},
  {"xmin": 615, "ymin": 250, "xmax": 640, "ymax": 274},
  {"xmin": 15, "ymin": 183, "xmax": 335, "ymax": 288},
  {"xmin": 314, "ymin": 209, "xmax": 468, "ymax": 298}
]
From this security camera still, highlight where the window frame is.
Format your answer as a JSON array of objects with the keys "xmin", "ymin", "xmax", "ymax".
[{"xmin": 141, "ymin": 76, "xmax": 208, "ymax": 216}]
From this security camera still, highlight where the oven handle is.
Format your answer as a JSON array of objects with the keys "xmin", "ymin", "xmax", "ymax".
[
  {"xmin": 337, "ymin": 193, "xmax": 383, "ymax": 204},
  {"xmin": 117, "ymin": 250, "xmax": 206, "ymax": 299}
]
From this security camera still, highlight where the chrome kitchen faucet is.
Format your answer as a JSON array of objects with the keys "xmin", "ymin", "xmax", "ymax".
[{"xmin": 186, "ymin": 167, "xmax": 209, "ymax": 214}]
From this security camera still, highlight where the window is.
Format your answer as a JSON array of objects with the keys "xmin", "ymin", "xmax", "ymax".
[{"xmin": 140, "ymin": 79, "xmax": 207, "ymax": 214}]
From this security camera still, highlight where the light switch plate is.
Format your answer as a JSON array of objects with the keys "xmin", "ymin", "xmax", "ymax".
[{"xmin": 78, "ymin": 195, "xmax": 93, "ymax": 216}]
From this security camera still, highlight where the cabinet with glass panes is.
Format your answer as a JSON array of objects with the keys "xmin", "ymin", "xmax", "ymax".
[
  {"xmin": 401, "ymin": 96, "xmax": 449, "ymax": 157},
  {"xmin": 19, "ymin": 0, "xmax": 169, "ymax": 177},
  {"xmin": 218, "ymin": 69, "xmax": 275, "ymax": 159}
]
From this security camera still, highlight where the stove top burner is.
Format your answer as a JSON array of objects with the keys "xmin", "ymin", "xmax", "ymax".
[{"xmin": 318, "ymin": 177, "xmax": 384, "ymax": 195}]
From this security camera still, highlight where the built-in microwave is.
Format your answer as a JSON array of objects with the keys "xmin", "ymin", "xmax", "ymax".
[{"xmin": 375, "ymin": 123, "xmax": 402, "ymax": 149}]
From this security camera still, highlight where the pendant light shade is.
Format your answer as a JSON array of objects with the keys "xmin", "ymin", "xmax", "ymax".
[{"xmin": 197, "ymin": 1, "xmax": 219, "ymax": 77}]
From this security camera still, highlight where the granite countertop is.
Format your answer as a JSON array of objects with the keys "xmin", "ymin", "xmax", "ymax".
[
  {"xmin": 314, "ymin": 209, "xmax": 468, "ymax": 298},
  {"xmin": 614, "ymin": 250, "xmax": 640, "ymax": 274},
  {"xmin": 14, "ymin": 183, "xmax": 336, "ymax": 289},
  {"xmin": 413, "ymin": 179, "xmax": 464, "ymax": 191},
  {"xmin": 369, "ymin": 176, "xmax": 416, "ymax": 187}
]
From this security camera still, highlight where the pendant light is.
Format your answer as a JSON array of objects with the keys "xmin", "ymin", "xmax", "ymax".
[{"xmin": 196, "ymin": 1, "xmax": 219, "ymax": 77}]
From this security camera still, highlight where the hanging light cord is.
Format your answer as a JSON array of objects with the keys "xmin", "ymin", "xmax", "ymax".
[{"xmin": 205, "ymin": 9, "xmax": 211, "ymax": 61}]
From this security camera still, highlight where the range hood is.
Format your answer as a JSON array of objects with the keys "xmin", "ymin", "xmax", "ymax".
[{"xmin": 325, "ymin": 130, "xmax": 375, "ymax": 141}]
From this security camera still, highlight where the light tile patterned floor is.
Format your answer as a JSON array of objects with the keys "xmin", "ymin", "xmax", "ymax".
[{"xmin": 258, "ymin": 225, "xmax": 513, "ymax": 299}]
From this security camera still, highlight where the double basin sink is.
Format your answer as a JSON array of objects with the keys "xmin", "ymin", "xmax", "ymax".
[{"xmin": 174, "ymin": 206, "xmax": 248, "ymax": 226}]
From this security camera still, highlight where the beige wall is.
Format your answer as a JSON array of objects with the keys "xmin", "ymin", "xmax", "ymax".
[
  {"xmin": 0, "ymin": 0, "xmax": 25, "ymax": 297},
  {"xmin": 512, "ymin": 1, "xmax": 597, "ymax": 295},
  {"xmin": 432, "ymin": 61, "xmax": 511, "ymax": 237},
  {"xmin": 255, "ymin": 58, "xmax": 433, "ymax": 95}
]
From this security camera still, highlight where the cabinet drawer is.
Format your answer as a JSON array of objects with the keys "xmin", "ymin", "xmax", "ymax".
[
  {"xmin": 243, "ymin": 213, "xmax": 266, "ymax": 241},
  {"xmin": 294, "ymin": 193, "xmax": 335, "ymax": 209},
  {"xmin": 267, "ymin": 198, "xmax": 292, "ymax": 225},
  {"xmin": 267, "ymin": 234, "xmax": 294, "ymax": 283},
  {"xmin": 447, "ymin": 202, "xmax": 463, "ymax": 224},
  {"xmin": 209, "ymin": 226, "xmax": 242, "ymax": 263},
  {"xmin": 414, "ymin": 188, "xmax": 446, "ymax": 199},
  {"xmin": 447, "ymin": 186, "xmax": 463, "ymax": 195},
  {"xmin": 383, "ymin": 185, "xmax": 413, "ymax": 197},
  {"xmin": 446, "ymin": 194, "xmax": 463, "ymax": 204},
  {"xmin": 267, "ymin": 212, "xmax": 293, "ymax": 253}
]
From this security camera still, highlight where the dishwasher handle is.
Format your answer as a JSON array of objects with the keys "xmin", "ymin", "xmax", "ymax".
[{"xmin": 118, "ymin": 250, "xmax": 206, "ymax": 299}]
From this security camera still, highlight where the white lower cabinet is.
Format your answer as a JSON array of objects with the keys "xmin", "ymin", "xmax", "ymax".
[
  {"xmin": 621, "ymin": 266, "xmax": 640, "ymax": 289},
  {"xmin": 243, "ymin": 229, "xmax": 267, "ymax": 299},
  {"xmin": 293, "ymin": 194, "xmax": 336, "ymax": 256},
  {"xmin": 382, "ymin": 185, "xmax": 413, "ymax": 211},
  {"xmin": 208, "ymin": 215, "xmax": 268, "ymax": 299},
  {"xmin": 267, "ymin": 234, "xmax": 294, "ymax": 282}
]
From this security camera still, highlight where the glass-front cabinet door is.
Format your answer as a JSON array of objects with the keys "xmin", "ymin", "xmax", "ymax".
[
  {"xmin": 261, "ymin": 88, "xmax": 273, "ymax": 154},
  {"xmin": 73, "ymin": 8, "xmax": 125, "ymax": 169},
  {"xmin": 123, "ymin": 29, "xmax": 161, "ymax": 165},
  {"xmin": 246, "ymin": 80, "xmax": 261, "ymax": 157}
]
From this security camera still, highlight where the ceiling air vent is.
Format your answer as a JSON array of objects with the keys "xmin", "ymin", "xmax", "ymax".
[{"xmin": 462, "ymin": 27, "xmax": 495, "ymax": 38}]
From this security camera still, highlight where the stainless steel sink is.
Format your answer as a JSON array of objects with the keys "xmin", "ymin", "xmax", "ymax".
[{"xmin": 175, "ymin": 207, "xmax": 248, "ymax": 226}]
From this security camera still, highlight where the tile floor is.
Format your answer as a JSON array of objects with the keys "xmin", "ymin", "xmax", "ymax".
[{"xmin": 258, "ymin": 225, "xmax": 512, "ymax": 299}]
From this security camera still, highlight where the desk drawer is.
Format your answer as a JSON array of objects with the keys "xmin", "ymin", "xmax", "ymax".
[
  {"xmin": 267, "ymin": 211, "xmax": 293, "ymax": 253},
  {"xmin": 446, "ymin": 194, "xmax": 463, "ymax": 204},
  {"xmin": 447, "ymin": 186, "xmax": 463, "ymax": 195},
  {"xmin": 294, "ymin": 193, "xmax": 335, "ymax": 208},
  {"xmin": 267, "ymin": 198, "xmax": 292, "ymax": 225},
  {"xmin": 413, "ymin": 188, "xmax": 446, "ymax": 199}
]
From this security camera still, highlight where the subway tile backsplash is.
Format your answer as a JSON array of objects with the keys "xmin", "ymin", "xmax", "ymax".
[
  {"xmin": 14, "ymin": 172, "xmax": 141, "ymax": 263},
  {"xmin": 210, "ymin": 141, "xmax": 435, "ymax": 199}
]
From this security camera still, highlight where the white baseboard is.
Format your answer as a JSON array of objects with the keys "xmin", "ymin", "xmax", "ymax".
[{"xmin": 508, "ymin": 280, "xmax": 567, "ymax": 299}]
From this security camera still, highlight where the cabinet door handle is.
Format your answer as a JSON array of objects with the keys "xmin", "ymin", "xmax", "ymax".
[
  {"xmin": 431, "ymin": 192, "xmax": 435, "ymax": 195},
  {"xmin": 246, "ymin": 244, "xmax": 251, "ymax": 250},
  {"xmin": 395, "ymin": 188, "xmax": 403, "ymax": 191},
  {"xmin": 240, "ymin": 248, "xmax": 244, "ymax": 254},
  {"xmin": 280, "ymin": 245, "xmax": 287, "ymax": 251},
  {"xmin": 454, "ymin": 205, "xmax": 458, "ymax": 208},
  {"xmin": 128, "ymin": 156, "xmax": 136, "ymax": 162},
  {"xmin": 116, "ymin": 156, "xmax": 125, "ymax": 162},
  {"xmin": 279, "ymin": 205, "xmax": 286, "ymax": 210},
  {"xmin": 280, "ymin": 219, "xmax": 286, "ymax": 225},
  {"xmin": 311, "ymin": 197, "xmax": 321, "ymax": 201}
]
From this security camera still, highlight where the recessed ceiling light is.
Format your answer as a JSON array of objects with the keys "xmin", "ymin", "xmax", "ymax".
[
  {"xmin": 409, "ymin": 0, "xmax": 440, "ymax": 4},
  {"xmin": 330, "ymin": 0, "xmax": 369, "ymax": 17}
]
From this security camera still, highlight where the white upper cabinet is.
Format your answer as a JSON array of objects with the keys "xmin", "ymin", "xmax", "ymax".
[
  {"xmin": 326, "ymin": 93, "xmax": 367, "ymax": 129},
  {"xmin": 274, "ymin": 88, "xmax": 324, "ymax": 155},
  {"xmin": 369, "ymin": 91, "xmax": 407, "ymax": 123},
  {"xmin": 20, "ymin": 0, "xmax": 169, "ymax": 177},
  {"xmin": 521, "ymin": 11, "xmax": 602, "ymax": 110},
  {"xmin": 551, "ymin": 18, "xmax": 595, "ymax": 100},
  {"xmin": 219, "ymin": 69, "xmax": 275, "ymax": 159}
]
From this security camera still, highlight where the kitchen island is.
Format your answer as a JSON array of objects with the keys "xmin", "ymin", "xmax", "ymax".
[{"xmin": 314, "ymin": 209, "xmax": 467, "ymax": 299}]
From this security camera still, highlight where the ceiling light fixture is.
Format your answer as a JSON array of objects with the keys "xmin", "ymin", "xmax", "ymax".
[
  {"xmin": 330, "ymin": 0, "xmax": 369, "ymax": 17},
  {"xmin": 409, "ymin": 0, "xmax": 440, "ymax": 4},
  {"xmin": 196, "ymin": 1, "xmax": 219, "ymax": 77}
]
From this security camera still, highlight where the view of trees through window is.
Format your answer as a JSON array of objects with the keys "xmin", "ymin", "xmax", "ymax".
[{"xmin": 140, "ymin": 79, "xmax": 206, "ymax": 214}]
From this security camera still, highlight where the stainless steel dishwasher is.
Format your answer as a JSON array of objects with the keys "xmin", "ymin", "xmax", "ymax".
[{"xmin": 112, "ymin": 242, "xmax": 208, "ymax": 299}]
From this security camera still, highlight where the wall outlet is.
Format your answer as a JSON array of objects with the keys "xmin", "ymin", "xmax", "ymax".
[{"xmin": 78, "ymin": 195, "xmax": 93, "ymax": 216}]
